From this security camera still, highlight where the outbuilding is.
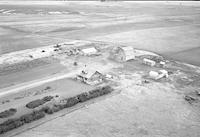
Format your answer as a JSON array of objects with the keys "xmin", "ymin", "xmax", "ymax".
[
  {"xmin": 81, "ymin": 47, "xmax": 98, "ymax": 56},
  {"xmin": 159, "ymin": 61, "xmax": 166, "ymax": 68},
  {"xmin": 149, "ymin": 69, "xmax": 168, "ymax": 80},
  {"xmin": 111, "ymin": 46, "xmax": 135, "ymax": 62},
  {"xmin": 149, "ymin": 71, "xmax": 159, "ymax": 79},
  {"xmin": 143, "ymin": 58, "xmax": 156, "ymax": 67},
  {"xmin": 158, "ymin": 69, "xmax": 169, "ymax": 78}
]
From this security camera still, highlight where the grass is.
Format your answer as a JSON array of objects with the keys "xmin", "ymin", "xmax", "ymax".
[{"xmin": 0, "ymin": 108, "xmax": 17, "ymax": 119}]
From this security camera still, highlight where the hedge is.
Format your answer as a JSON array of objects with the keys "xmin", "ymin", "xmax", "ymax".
[
  {"xmin": 20, "ymin": 111, "xmax": 45, "ymax": 123},
  {"xmin": 77, "ymin": 86, "xmax": 113, "ymax": 101},
  {"xmin": 38, "ymin": 86, "xmax": 113, "ymax": 115},
  {"xmin": 63, "ymin": 97, "xmax": 79, "ymax": 108},
  {"xmin": 0, "ymin": 108, "xmax": 17, "ymax": 118},
  {"xmin": 26, "ymin": 96, "xmax": 53, "ymax": 109},
  {"xmin": 0, "ymin": 86, "xmax": 113, "ymax": 134},
  {"xmin": 77, "ymin": 92, "xmax": 89, "ymax": 102},
  {"xmin": 0, "ymin": 110, "xmax": 45, "ymax": 134}
]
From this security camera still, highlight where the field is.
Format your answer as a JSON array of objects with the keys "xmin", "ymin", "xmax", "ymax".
[
  {"xmin": 1, "ymin": 42, "xmax": 200, "ymax": 136},
  {"xmin": 0, "ymin": 1, "xmax": 200, "ymax": 65},
  {"xmin": 11, "ymin": 75, "xmax": 200, "ymax": 137},
  {"xmin": 0, "ymin": 58, "xmax": 66, "ymax": 88}
]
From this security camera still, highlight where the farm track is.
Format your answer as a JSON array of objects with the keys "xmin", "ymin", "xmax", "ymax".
[{"xmin": 0, "ymin": 70, "xmax": 78, "ymax": 97}]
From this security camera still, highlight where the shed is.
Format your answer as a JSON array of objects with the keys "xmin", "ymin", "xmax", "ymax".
[
  {"xmin": 149, "ymin": 71, "xmax": 159, "ymax": 79},
  {"xmin": 143, "ymin": 58, "xmax": 156, "ymax": 67},
  {"xmin": 149, "ymin": 69, "xmax": 168, "ymax": 80},
  {"xmin": 81, "ymin": 47, "xmax": 97, "ymax": 56},
  {"xmin": 111, "ymin": 46, "xmax": 135, "ymax": 62},
  {"xmin": 159, "ymin": 61, "xmax": 166, "ymax": 68},
  {"xmin": 158, "ymin": 69, "xmax": 168, "ymax": 78}
]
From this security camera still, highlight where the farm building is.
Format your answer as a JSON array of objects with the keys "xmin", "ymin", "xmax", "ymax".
[
  {"xmin": 149, "ymin": 71, "xmax": 159, "ymax": 79},
  {"xmin": 81, "ymin": 47, "xmax": 98, "ymax": 56},
  {"xmin": 159, "ymin": 61, "xmax": 166, "ymax": 68},
  {"xmin": 111, "ymin": 46, "xmax": 135, "ymax": 62},
  {"xmin": 76, "ymin": 69, "xmax": 104, "ymax": 85},
  {"xmin": 143, "ymin": 58, "xmax": 156, "ymax": 67},
  {"xmin": 149, "ymin": 69, "xmax": 168, "ymax": 80}
]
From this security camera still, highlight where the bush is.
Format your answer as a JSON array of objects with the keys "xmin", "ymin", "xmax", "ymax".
[
  {"xmin": 20, "ymin": 113, "xmax": 33, "ymax": 123},
  {"xmin": 51, "ymin": 105, "xmax": 61, "ymax": 113},
  {"xmin": 20, "ymin": 110, "xmax": 45, "ymax": 123},
  {"xmin": 99, "ymin": 86, "xmax": 113, "ymax": 95},
  {"xmin": 26, "ymin": 96, "xmax": 54, "ymax": 109},
  {"xmin": 44, "ymin": 107, "xmax": 54, "ymax": 114},
  {"xmin": 88, "ymin": 89, "xmax": 101, "ymax": 99},
  {"xmin": 0, "ymin": 108, "xmax": 17, "ymax": 118},
  {"xmin": 13, "ymin": 119, "xmax": 24, "ymax": 128},
  {"xmin": 54, "ymin": 104, "xmax": 64, "ymax": 110},
  {"xmin": 0, "ymin": 118, "xmax": 24, "ymax": 134},
  {"xmin": 64, "ymin": 97, "xmax": 79, "ymax": 108},
  {"xmin": 39, "ymin": 103, "xmax": 64, "ymax": 115},
  {"xmin": 0, "ymin": 126, "xmax": 3, "ymax": 134},
  {"xmin": 0, "ymin": 110, "xmax": 46, "ymax": 134},
  {"xmin": 26, "ymin": 99, "xmax": 44, "ymax": 109},
  {"xmin": 44, "ymin": 86, "xmax": 51, "ymax": 90},
  {"xmin": 32, "ymin": 111, "xmax": 45, "ymax": 121},
  {"xmin": 0, "ymin": 86, "xmax": 113, "ymax": 134},
  {"xmin": 42, "ymin": 96, "xmax": 53, "ymax": 102},
  {"xmin": 39, "ymin": 106, "xmax": 50, "ymax": 113},
  {"xmin": 77, "ymin": 92, "xmax": 89, "ymax": 102},
  {"xmin": 87, "ymin": 86, "xmax": 113, "ymax": 99},
  {"xmin": 0, "ymin": 124, "xmax": 12, "ymax": 133}
]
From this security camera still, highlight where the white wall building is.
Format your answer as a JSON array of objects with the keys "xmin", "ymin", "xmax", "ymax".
[
  {"xmin": 143, "ymin": 58, "xmax": 156, "ymax": 67},
  {"xmin": 81, "ymin": 47, "xmax": 98, "ymax": 56},
  {"xmin": 149, "ymin": 69, "xmax": 169, "ymax": 80}
]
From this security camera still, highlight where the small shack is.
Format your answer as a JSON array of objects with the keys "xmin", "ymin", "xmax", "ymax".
[
  {"xmin": 111, "ymin": 46, "xmax": 135, "ymax": 62},
  {"xmin": 143, "ymin": 58, "xmax": 156, "ymax": 67},
  {"xmin": 81, "ymin": 47, "xmax": 98, "ymax": 56},
  {"xmin": 159, "ymin": 61, "xmax": 166, "ymax": 68},
  {"xmin": 76, "ymin": 69, "xmax": 103, "ymax": 85}
]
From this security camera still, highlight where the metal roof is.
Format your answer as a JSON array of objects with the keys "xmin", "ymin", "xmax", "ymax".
[{"xmin": 81, "ymin": 47, "xmax": 97, "ymax": 54}]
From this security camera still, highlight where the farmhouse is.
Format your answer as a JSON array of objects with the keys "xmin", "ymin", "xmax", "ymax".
[
  {"xmin": 111, "ymin": 46, "xmax": 135, "ymax": 62},
  {"xmin": 76, "ymin": 69, "xmax": 103, "ymax": 85}
]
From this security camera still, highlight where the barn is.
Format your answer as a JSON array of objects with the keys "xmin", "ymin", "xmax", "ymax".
[{"xmin": 111, "ymin": 46, "xmax": 135, "ymax": 62}]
